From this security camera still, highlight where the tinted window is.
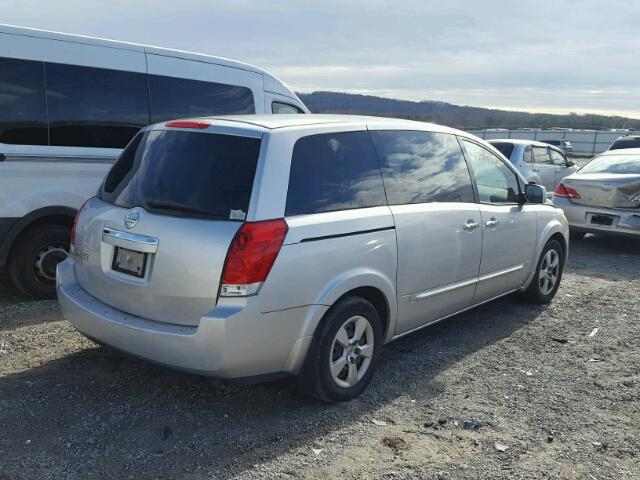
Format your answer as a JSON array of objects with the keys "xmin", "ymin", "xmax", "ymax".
[
  {"xmin": 610, "ymin": 138, "xmax": 640, "ymax": 150},
  {"xmin": 46, "ymin": 63, "xmax": 149, "ymax": 148},
  {"xmin": 371, "ymin": 131, "xmax": 475, "ymax": 204},
  {"xmin": 461, "ymin": 140, "xmax": 520, "ymax": 204},
  {"xmin": 101, "ymin": 131, "xmax": 261, "ymax": 221},
  {"xmin": 149, "ymin": 75, "xmax": 254, "ymax": 123},
  {"xmin": 285, "ymin": 131, "xmax": 386, "ymax": 216},
  {"xmin": 272, "ymin": 102, "xmax": 303, "ymax": 114},
  {"xmin": 532, "ymin": 146, "xmax": 551, "ymax": 164},
  {"xmin": 490, "ymin": 142, "xmax": 514, "ymax": 159},
  {"xmin": 0, "ymin": 57, "xmax": 47, "ymax": 145}
]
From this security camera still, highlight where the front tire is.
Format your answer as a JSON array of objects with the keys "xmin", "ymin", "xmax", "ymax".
[
  {"xmin": 523, "ymin": 239, "xmax": 564, "ymax": 304},
  {"xmin": 8, "ymin": 225, "xmax": 70, "ymax": 299},
  {"xmin": 297, "ymin": 296, "xmax": 383, "ymax": 403}
]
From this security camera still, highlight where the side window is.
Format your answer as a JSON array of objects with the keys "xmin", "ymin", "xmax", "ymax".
[
  {"xmin": 0, "ymin": 57, "xmax": 48, "ymax": 145},
  {"xmin": 549, "ymin": 149, "xmax": 567, "ymax": 166},
  {"xmin": 45, "ymin": 63, "xmax": 149, "ymax": 148},
  {"xmin": 285, "ymin": 131, "xmax": 387, "ymax": 216},
  {"xmin": 370, "ymin": 130, "xmax": 475, "ymax": 204},
  {"xmin": 148, "ymin": 75, "xmax": 255, "ymax": 123},
  {"xmin": 460, "ymin": 139, "xmax": 521, "ymax": 204},
  {"xmin": 272, "ymin": 102, "xmax": 303, "ymax": 114},
  {"xmin": 532, "ymin": 146, "xmax": 552, "ymax": 164},
  {"xmin": 523, "ymin": 145, "xmax": 533, "ymax": 163}
]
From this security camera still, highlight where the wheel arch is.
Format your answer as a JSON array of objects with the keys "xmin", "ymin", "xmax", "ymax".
[{"xmin": 0, "ymin": 206, "xmax": 77, "ymax": 266}]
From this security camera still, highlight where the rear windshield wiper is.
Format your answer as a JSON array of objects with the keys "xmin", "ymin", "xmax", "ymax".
[{"xmin": 144, "ymin": 199, "xmax": 228, "ymax": 219}]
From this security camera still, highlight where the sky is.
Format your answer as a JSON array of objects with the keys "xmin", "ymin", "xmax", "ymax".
[{"xmin": 2, "ymin": 0, "xmax": 639, "ymax": 118}]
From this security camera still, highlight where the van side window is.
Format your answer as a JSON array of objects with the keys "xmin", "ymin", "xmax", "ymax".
[
  {"xmin": 148, "ymin": 75, "xmax": 255, "ymax": 123},
  {"xmin": 285, "ymin": 131, "xmax": 387, "ymax": 216},
  {"xmin": 460, "ymin": 139, "xmax": 520, "ymax": 204},
  {"xmin": 370, "ymin": 131, "xmax": 475, "ymax": 204},
  {"xmin": 45, "ymin": 63, "xmax": 149, "ymax": 148},
  {"xmin": 272, "ymin": 102, "xmax": 303, "ymax": 114},
  {"xmin": 0, "ymin": 57, "xmax": 48, "ymax": 145}
]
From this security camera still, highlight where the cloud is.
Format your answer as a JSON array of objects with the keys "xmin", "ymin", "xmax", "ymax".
[{"xmin": 1, "ymin": 0, "xmax": 639, "ymax": 117}]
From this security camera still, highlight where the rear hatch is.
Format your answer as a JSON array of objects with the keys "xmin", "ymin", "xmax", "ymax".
[
  {"xmin": 73, "ymin": 126, "xmax": 262, "ymax": 326},
  {"xmin": 564, "ymin": 153, "xmax": 640, "ymax": 209}
]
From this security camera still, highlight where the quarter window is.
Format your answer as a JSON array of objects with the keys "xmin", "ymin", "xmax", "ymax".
[
  {"xmin": 523, "ymin": 145, "xmax": 533, "ymax": 163},
  {"xmin": 0, "ymin": 57, "xmax": 48, "ymax": 145},
  {"xmin": 45, "ymin": 63, "xmax": 149, "ymax": 148},
  {"xmin": 460, "ymin": 139, "xmax": 521, "ymax": 204},
  {"xmin": 272, "ymin": 101, "xmax": 303, "ymax": 114},
  {"xmin": 370, "ymin": 130, "xmax": 475, "ymax": 204},
  {"xmin": 285, "ymin": 131, "xmax": 387, "ymax": 216},
  {"xmin": 148, "ymin": 75, "xmax": 255, "ymax": 123}
]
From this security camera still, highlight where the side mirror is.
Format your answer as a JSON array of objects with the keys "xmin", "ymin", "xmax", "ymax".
[
  {"xmin": 566, "ymin": 160, "xmax": 575, "ymax": 167},
  {"xmin": 525, "ymin": 183, "xmax": 546, "ymax": 204}
]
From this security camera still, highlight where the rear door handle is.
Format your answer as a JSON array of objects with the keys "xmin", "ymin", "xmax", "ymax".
[
  {"xmin": 463, "ymin": 220, "xmax": 480, "ymax": 231},
  {"xmin": 485, "ymin": 218, "xmax": 500, "ymax": 229}
]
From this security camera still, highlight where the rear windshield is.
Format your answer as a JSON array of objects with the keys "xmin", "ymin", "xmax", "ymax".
[
  {"xmin": 100, "ymin": 130, "xmax": 261, "ymax": 221},
  {"xmin": 580, "ymin": 154, "xmax": 640, "ymax": 175},
  {"xmin": 489, "ymin": 142, "xmax": 514, "ymax": 159},
  {"xmin": 610, "ymin": 138, "xmax": 640, "ymax": 150}
]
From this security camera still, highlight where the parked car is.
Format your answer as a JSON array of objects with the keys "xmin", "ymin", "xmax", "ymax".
[
  {"xmin": 541, "ymin": 139, "xmax": 573, "ymax": 155},
  {"xmin": 0, "ymin": 24, "xmax": 307, "ymax": 299},
  {"xmin": 488, "ymin": 139, "xmax": 578, "ymax": 192},
  {"xmin": 608, "ymin": 134, "xmax": 640, "ymax": 151},
  {"xmin": 553, "ymin": 148, "xmax": 640, "ymax": 239},
  {"xmin": 57, "ymin": 114, "xmax": 568, "ymax": 402}
]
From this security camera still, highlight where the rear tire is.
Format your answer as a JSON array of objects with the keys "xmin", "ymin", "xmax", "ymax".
[
  {"xmin": 523, "ymin": 239, "xmax": 564, "ymax": 304},
  {"xmin": 297, "ymin": 296, "xmax": 383, "ymax": 403},
  {"xmin": 8, "ymin": 225, "xmax": 70, "ymax": 299}
]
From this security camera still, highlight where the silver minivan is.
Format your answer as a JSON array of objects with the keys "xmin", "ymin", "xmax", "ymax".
[{"xmin": 57, "ymin": 115, "xmax": 569, "ymax": 402}]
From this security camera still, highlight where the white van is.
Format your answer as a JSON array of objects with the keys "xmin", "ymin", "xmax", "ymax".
[{"xmin": 0, "ymin": 24, "xmax": 308, "ymax": 298}]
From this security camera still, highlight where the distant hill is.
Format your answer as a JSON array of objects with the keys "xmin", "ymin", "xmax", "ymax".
[{"xmin": 297, "ymin": 91, "xmax": 640, "ymax": 130}]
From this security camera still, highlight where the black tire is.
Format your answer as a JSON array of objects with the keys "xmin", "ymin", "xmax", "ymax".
[
  {"xmin": 8, "ymin": 224, "xmax": 70, "ymax": 299},
  {"xmin": 569, "ymin": 230, "xmax": 586, "ymax": 242},
  {"xmin": 523, "ymin": 239, "xmax": 564, "ymax": 304},
  {"xmin": 297, "ymin": 296, "xmax": 383, "ymax": 403}
]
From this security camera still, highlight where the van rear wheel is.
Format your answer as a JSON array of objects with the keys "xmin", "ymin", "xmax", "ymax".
[
  {"xmin": 8, "ymin": 225, "xmax": 69, "ymax": 299},
  {"xmin": 297, "ymin": 296, "xmax": 383, "ymax": 403}
]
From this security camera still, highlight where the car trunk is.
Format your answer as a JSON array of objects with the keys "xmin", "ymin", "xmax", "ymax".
[
  {"xmin": 564, "ymin": 174, "xmax": 640, "ymax": 209},
  {"xmin": 72, "ymin": 127, "xmax": 262, "ymax": 326}
]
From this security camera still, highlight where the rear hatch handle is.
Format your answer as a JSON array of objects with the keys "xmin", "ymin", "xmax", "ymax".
[{"xmin": 102, "ymin": 228, "xmax": 159, "ymax": 253}]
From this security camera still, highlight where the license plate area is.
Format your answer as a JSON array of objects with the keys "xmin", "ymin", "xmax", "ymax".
[
  {"xmin": 589, "ymin": 213, "xmax": 616, "ymax": 226},
  {"xmin": 112, "ymin": 247, "xmax": 148, "ymax": 278}
]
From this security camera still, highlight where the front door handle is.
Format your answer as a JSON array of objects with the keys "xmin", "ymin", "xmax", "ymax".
[
  {"xmin": 485, "ymin": 218, "xmax": 500, "ymax": 229},
  {"xmin": 463, "ymin": 220, "xmax": 480, "ymax": 231}
]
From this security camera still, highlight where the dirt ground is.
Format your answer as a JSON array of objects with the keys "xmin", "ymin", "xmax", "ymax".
[{"xmin": 0, "ymin": 234, "xmax": 638, "ymax": 480}]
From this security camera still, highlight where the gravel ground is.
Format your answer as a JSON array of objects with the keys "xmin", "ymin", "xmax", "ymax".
[{"xmin": 0, "ymin": 235, "xmax": 638, "ymax": 480}]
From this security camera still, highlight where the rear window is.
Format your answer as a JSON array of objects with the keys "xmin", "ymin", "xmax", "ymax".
[
  {"xmin": 489, "ymin": 142, "xmax": 514, "ymax": 159},
  {"xmin": 610, "ymin": 138, "xmax": 640, "ymax": 150},
  {"xmin": 101, "ymin": 130, "xmax": 261, "ymax": 221},
  {"xmin": 285, "ymin": 131, "xmax": 387, "ymax": 216},
  {"xmin": 580, "ymin": 154, "xmax": 640, "ymax": 175}
]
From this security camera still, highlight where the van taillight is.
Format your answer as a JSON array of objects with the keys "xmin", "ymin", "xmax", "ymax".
[
  {"xmin": 553, "ymin": 183, "xmax": 580, "ymax": 199},
  {"xmin": 220, "ymin": 219, "xmax": 288, "ymax": 297},
  {"xmin": 70, "ymin": 200, "xmax": 89, "ymax": 248}
]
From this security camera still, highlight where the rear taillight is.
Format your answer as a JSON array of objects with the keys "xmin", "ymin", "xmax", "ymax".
[
  {"xmin": 70, "ymin": 200, "xmax": 89, "ymax": 248},
  {"xmin": 553, "ymin": 183, "xmax": 580, "ymax": 199},
  {"xmin": 165, "ymin": 120, "xmax": 209, "ymax": 129},
  {"xmin": 220, "ymin": 219, "xmax": 288, "ymax": 297}
]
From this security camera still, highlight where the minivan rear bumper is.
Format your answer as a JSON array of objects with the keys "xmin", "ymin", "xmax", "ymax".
[{"xmin": 57, "ymin": 259, "xmax": 322, "ymax": 379}]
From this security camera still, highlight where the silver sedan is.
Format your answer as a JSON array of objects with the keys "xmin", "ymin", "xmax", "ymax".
[{"xmin": 553, "ymin": 148, "xmax": 640, "ymax": 239}]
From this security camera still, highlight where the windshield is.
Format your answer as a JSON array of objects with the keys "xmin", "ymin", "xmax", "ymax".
[
  {"xmin": 580, "ymin": 154, "xmax": 640, "ymax": 175},
  {"xmin": 100, "ymin": 130, "xmax": 261, "ymax": 221}
]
